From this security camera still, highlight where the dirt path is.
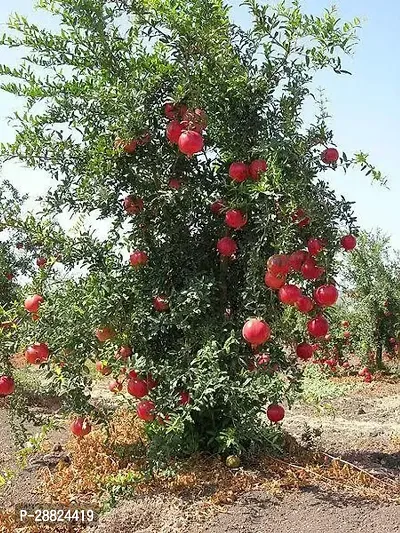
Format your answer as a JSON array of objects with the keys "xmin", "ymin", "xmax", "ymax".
[{"xmin": 1, "ymin": 380, "xmax": 399, "ymax": 532}]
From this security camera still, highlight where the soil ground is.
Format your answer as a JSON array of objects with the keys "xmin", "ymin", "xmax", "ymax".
[{"xmin": 1, "ymin": 377, "xmax": 399, "ymax": 532}]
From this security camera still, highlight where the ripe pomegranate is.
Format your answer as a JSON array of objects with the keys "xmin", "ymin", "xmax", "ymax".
[
  {"xmin": 95, "ymin": 361, "xmax": 111, "ymax": 376},
  {"xmin": 153, "ymin": 295, "xmax": 169, "ymax": 312},
  {"xmin": 342, "ymin": 362, "xmax": 350, "ymax": 369},
  {"xmin": 307, "ymin": 315, "xmax": 329, "ymax": 338},
  {"xmin": 24, "ymin": 294, "xmax": 44, "ymax": 313},
  {"xmin": 128, "ymin": 369, "xmax": 138, "ymax": 380},
  {"xmin": 266, "ymin": 404, "xmax": 285, "ymax": 423},
  {"xmin": 5, "ymin": 273, "xmax": 13, "ymax": 281},
  {"xmin": 137, "ymin": 400, "xmax": 155, "ymax": 421},
  {"xmin": 225, "ymin": 209, "xmax": 247, "ymax": 229},
  {"xmin": 123, "ymin": 195, "xmax": 144, "ymax": 214},
  {"xmin": 178, "ymin": 131, "xmax": 204, "ymax": 156},
  {"xmin": 36, "ymin": 257, "xmax": 47, "ymax": 268},
  {"xmin": 296, "ymin": 342, "xmax": 313, "ymax": 361},
  {"xmin": 129, "ymin": 250, "xmax": 148, "ymax": 267},
  {"xmin": 210, "ymin": 199, "xmax": 225, "ymax": 215},
  {"xmin": 178, "ymin": 391, "xmax": 190, "ymax": 405},
  {"xmin": 267, "ymin": 254, "xmax": 290, "ymax": 276},
  {"xmin": 25, "ymin": 343, "xmax": 49, "ymax": 364},
  {"xmin": 264, "ymin": 271, "xmax": 286, "ymax": 290},
  {"xmin": 217, "ymin": 237, "xmax": 237, "ymax": 257},
  {"xmin": 95, "ymin": 327, "xmax": 115, "ymax": 342},
  {"xmin": 358, "ymin": 367, "xmax": 369, "ymax": 377},
  {"xmin": 164, "ymin": 103, "xmax": 177, "ymax": 119},
  {"xmin": 249, "ymin": 159, "xmax": 267, "ymax": 180},
  {"xmin": 342, "ymin": 320, "xmax": 349, "ymax": 328},
  {"xmin": 321, "ymin": 147, "xmax": 339, "ymax": 164},
  {"xmin": 343, "ymin": 331, "xmax": 351, "ymax": 339},
  {"xmin": 278, "ymin": 284, "xmax": 302, "ymax": 305},
  {"xmin": 127, "ymin": 378, "xmax": 148, "ymax": 398},
  {"xmin": 296, "ymin": 295, "xmax": 314, "ymax": 314},
  {"xmin": 307, "ymin": 238, "xmax": 325, "ymax": 256},
  {"xmin": 146, "ymin": 374, "xmax": 158, "ymax": 390},
  {"xmin": 70, "ymin": 417, "xmax": 91, "ymax": 437},
  {"xmin": 289, "ymin": 250, "xmax": 308, "ymax": 271},
  {"xmin": 314, "ymin": 284, "xmax": 339, "ymax": 307},
  {"xmin": 109, "ymin": 380, "xmax": 123, "ymax": 393},
  {"xmin": 168, "ymin": 178, "xmax": 181, "ymax": 189},
  {"xmin": 292, "ymin": 208, "xmax": 310, "ymax": 227},
  {"xmin": 166, "ymin": 120, "xmax": 184, "ymax": 143},
  {"xmin": 242, "ymin": 318, "xmax": 271, "ymax": 345},
  {"xmin": 123, "ymin": 140, "xmax": 137, "ymax": 153},
  {"xmin": 364, "ymin": 373, "xmax": 372, "ymax": 383},
  {"xmin": 301, "ymin": 257, "xmax": 324, "ymax": 280},
  {"xmin": 341, "ymin": 234, "xmax": 357, "ymax": 251},
  {"xmin": 0, "ymin": 376, "xmax": 15, "ymax": 396},
  {"xmin": 117, "ymin": 345, "xmax": 133, "ymax": 359},
  {"xmin": 228, "ymin": 162, "xmax": 249, "ymax": 182}
]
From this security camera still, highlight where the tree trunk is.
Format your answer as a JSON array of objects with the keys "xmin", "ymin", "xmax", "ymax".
[{"xmin": 375, "ymin": 343, "xmax": 383, "ymax": 369}]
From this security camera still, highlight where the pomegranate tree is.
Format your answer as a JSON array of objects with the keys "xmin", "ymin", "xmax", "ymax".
[{"xmin": 0, "ymin": 0, "xmax": 382, "ymax": 458}]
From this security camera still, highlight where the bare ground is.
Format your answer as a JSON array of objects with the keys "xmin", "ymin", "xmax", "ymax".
[{"xmin": 1, "ymin": 378, "xmax": 400, "ymax": 533}]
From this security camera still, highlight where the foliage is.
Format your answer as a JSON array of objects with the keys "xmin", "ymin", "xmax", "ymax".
[
  {"xmin": 0, "ymin": 0, "xmax": 382, "ymax": 459},
  {"xmin": 340, "ymin": 230, "xmax": 400, "ymax": 368}
]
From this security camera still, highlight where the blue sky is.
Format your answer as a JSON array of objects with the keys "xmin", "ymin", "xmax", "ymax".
[{"xmin": 0, "ymin": 1, "xmax": 399, "ymax": 245}]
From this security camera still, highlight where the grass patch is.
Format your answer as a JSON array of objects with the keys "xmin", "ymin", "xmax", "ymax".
[{"xmin": 300, "ymin": 365, "xmax": 356, "ymax": 408}]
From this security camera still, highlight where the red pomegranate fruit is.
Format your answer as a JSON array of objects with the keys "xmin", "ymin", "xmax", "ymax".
[
  {"xmin": 225, "ymin": 209, "xmax": 247, "ymax": 229},
  {"xmin": 25, "ymin": 343, "xmax": 50, "ymax": 364},
  {"xmin": 168, "ymin": 178, "xmax": 181, "ymax": 189},
  {"xmin": 24, "ymin": 294, "xmax": 44, "ymax": 313},
  {"xmin": 321, "ymin": 147, "xmax": 339, "ymax": 164},
  {"xmin": 266, "ymin": 254, "xmax": 290, "ymax": 276},
  {"xmin": 307, "ymin": 315, "xmax": 329, "ymax": 338},
  {"xmin": 228, "ymin": 162, "xmax": 249, "ymax": 182},
  {"xmin": 289, "ymin": 250, "xmax": 308, "ymax": 271},
  {"xmin": 341, "ymin": 234, "xmax": 357, "ymax": 251},
  {"xmin": 217, "ymin": 237, "xmax": 237, "ymax": 257},
  {"xmin": 129, "ymin": 250, "xmax": 148, "ymax": 267},
  {"xmin": 314, "ymin": 284, "xmax": 339, "ymax": 307},
  {"xmin": 242, "ymin": 318, "xmax": 271, "ymax": 346},
  {"xmin": 127, "ymin": 378, "xmax": 148, "ymax": 398},
  {"xmin": 178, "ymin": 131, "xmax": 204, "ymax": 156},
  {"xmin": 266, "ymin": 404, "xmax": 285, "ymax": 423},
  {"xmin": 70, "ymin": 417, "xmax": 91, "ymax": 437},
  {"xmin": 301, "ymin": 257, "xmax": 325, "ymax": 280},
  {"xmin": 296, "ymin": 295, "xmax": 314, "ymax": 314},
  {"xmin": 278, "ymin": 284, "xmax": 302, "ymax": 306},
  {"xmin": 0, "ymin": 376, "xmax": 15, "ymax": 396},
  {"xmin": 210, "ymin": 199, "xmax": 226, "ymax": 215},
  {"xmin": 296, "ymin": 342, "xmax": 314, "ymax": 361},
  {"xmin": 153, "ymin": 295, "xmax": 169, "ymax": 312},
  {"xmin": 178, "ymin": 391, "xmax": 190, "ymax": 405},
  {"xmin": 137, "ymin": 400, "xmax": 155, "ymax": 421},
  {"xmin": 307, "ymin": 238, "xmax": 325, "ymax": 256},
  {"xmin": 95, "ymin": 327, "xmax": 115, "ymax": 342},
  {"xmin": 123, "ymin": 195, "xmax": 144, "ymax": 214},
  {"xmin": 117, "ymin": 345, "xmax": 133, "ymax": 359},
  {"xmin": 36, "ymin": 257, "xmax": 47, "ymax": 268},
  {"xmin": 166, "ymin": 120, "xmax": 184, "ymax": 144},
  {"xmin": 249, "ymin": 159, "xmax": 267, "ymax": 180},
  {"xmin": 264, "ymin": 272, "xmax": 286, "ymax": 290}
]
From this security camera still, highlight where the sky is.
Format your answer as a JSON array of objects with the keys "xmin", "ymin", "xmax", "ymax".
[{"xmin": 0, "ymin": 1, "xmax": 399, "ymax": 245}]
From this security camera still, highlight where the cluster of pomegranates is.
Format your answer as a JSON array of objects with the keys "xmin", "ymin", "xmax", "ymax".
[{"xmin": 165, "ymin": 103, "xmax": 206, "ymax": 157}]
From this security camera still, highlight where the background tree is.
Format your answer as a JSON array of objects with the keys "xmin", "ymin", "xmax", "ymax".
[
  {"xmin": 0, "ymin": 0, "xmax": 380, "ymax": 459},
  {"xmin": 340, "ymin": 230, "xmax": 400, "ymax": 369}
]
